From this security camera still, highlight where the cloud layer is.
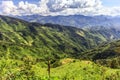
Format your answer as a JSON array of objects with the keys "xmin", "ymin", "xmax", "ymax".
[{"xmin": 0, "ymin": 0, "xmax": 120, "ymax": 16}]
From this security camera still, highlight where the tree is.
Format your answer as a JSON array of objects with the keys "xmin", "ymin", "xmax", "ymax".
[{"xmin": 42, "ymin": 47, "xmax": 54, "ymax": 79}]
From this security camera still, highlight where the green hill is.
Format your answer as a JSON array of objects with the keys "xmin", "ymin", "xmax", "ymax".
[
  {"xmin": 0, "ymin": 15, "xmax": 113, "ymax": 59},
  {"xmin": 0, "ymin": 58, "xmax": 120, "ymax": 80},
  {"xmin": 0, "ymin": 15, "xmax": 120, "ymax": 80},
  {"xmin": 80, "ymin": 40, "xmax": 120, "ymax": 68}
]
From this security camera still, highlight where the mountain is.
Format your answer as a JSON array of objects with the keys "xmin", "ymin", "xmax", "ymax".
[
  {"xmin": 0, "ymin": 15, "xmax": 120, "ymax": 58},
  {"xmin": 1, "ymin": 15, "xmax": 120, "ymax": 56},
  {"xmin": 0, "ymin": 15, "xmax": 102, "ymax": 59},
  {"xmin": 0, "ymin": 15, "xmax": 120, "ymax": 79},
  {"xmin": 17, "ymin": 15, "xmax": 120, "ymax": 41},
  {"xmin": 80, "ymin": 40, "xmax": 120, "ymax": 68},
  {"xmin": 84, "ymin": 26, "xmax": 120, "ymax": 40},
  {"xmin": 17, "ymin": 15, "xmax": 120, "ymax": 29}
]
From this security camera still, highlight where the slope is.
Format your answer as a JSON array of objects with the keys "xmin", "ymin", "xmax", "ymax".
[
  {"xmin": 0, "ymin": 15, "xmax": 114, "ymax": 59},
  {"xmin": 80, "ymin": 40, "xmax": 120, "ymax": 68},
  {"xmin": 0, "ymin": 15, "xmax": 120, "ymax": 79},
  {"xmin": 0, "ymin": 58, "xmax": 119, "ymax": 80}
]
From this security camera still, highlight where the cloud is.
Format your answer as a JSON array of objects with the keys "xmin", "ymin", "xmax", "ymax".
[
  {"xmin": 47, "ymin": 0, "xmax": 102, "ymax": 11},
  {"xmin": 18, "ymin": 1, "xmax": 40, "ymax": 15},
  {"xmin": 0, "ymin": 0, "xmax": 18, "ymax": 15},
  {"xmin": 0, "ymin": 0, "xmax": 120, "ymax": 16}
]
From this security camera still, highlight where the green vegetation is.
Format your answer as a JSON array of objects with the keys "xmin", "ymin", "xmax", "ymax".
[
  {"xmin": 0, "ymin": 58, "xmax": 120, "ymax": 80},
  {"xmin": 0, "ymin": 15, "xmax": 117, "ymax": 58},
  {"xmin": 0, "ymin": 15, "xmax": 119, "ymax": 80},
  {"xmin": 80, "ymin": 40, "xmax": 120, "ymax": 69}
]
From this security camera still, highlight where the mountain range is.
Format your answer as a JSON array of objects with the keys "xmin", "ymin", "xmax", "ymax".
[
  {"xmin": 17, "ymin": 15, "xmax": 120, "ymax": 30},
  {"xmin": 0, "ymin": 15, "xmax": 120, "ymax": 57},
  {"xmin": 0, "ymin": 15, "xmax": 120, "ymax": 79},
  {"xmin": 0, "ymin": 15, "xmax": 120, "ymax": 60}
]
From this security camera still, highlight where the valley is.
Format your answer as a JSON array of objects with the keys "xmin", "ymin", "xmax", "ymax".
[{"xmin": 0, "ymin": 15, "xmax": 120, "ymax": 80}]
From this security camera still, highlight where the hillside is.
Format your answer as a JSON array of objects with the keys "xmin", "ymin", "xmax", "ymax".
[
  {"xmin": 0, "ymin": 15, "xmax": 120, "ymax": 79},
  {"xmin": 1, "ymin": 15, "xmax": 119, "ymax": 59},
  {"xmin": 17, "ymin": 15, "xmax": 120, "ymax": 40},
  {"xmin": 1, "ymin": 58, "xmax": 119, "ymax": 80},
  {"xmin": 80, "ymin": 40, "xmax": 120, "ymax": 68}
]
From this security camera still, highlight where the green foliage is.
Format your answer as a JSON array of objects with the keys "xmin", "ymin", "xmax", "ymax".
[
  {"xmin": 0, "ymin": 59, "xmax": 119, "ymax": 80},
  {"xmin": 80, "ymin": 40, "xmax": 120, "ymax": 68},
  {"xmin": 0, "ymin": 15, "xmax": 120, "ymax": 80},
  {"xmin": 0, "ymin": 15, "xmax": 113, "ymax": 58}
]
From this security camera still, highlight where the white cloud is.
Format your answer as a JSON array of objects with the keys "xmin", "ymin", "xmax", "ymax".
[
  {"xmin": 47, "ymin": 0, "xmax": 102, "ymax": 12},
  {"xmin": 0, "ymin": 0, "xmax": 18, "ymax": 15},
  {"xmin": 0, "ymin": 0, "xmax": 120, "ymax": 16},
  {"xmin": 18, "ymin": 1, "xmax": 39, "ymax": 15}
]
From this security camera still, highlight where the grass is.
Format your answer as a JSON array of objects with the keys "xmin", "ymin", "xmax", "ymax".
[
  {"xmin": 0, "ymin": 58, "xmax": 117, "ymax": 80},
  {"xmin": 49, "ymin": 59, "xmax": 120, "ymax": 80}
]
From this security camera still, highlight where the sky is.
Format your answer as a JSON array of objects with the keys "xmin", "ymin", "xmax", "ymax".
[
  {"xmin": 102, "ymin": 0, "xmax": 120, "ymax": 7},
  {"xmin": 0, "ymin": 0, "xmax": 120, "ymax": 16},
  {"xmin": 13, "ymin": 0, "xmax": 40, "ymax": 4},
  {"xmin": 2, "ymin": 0, "xmax": 120, "ymax": 7}
]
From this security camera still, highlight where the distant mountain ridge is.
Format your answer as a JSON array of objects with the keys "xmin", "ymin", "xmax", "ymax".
[{"xmin": 16, "ymin": 15, "xmax": 120, "ymax": 29}]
